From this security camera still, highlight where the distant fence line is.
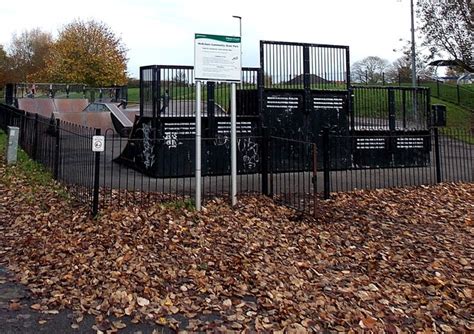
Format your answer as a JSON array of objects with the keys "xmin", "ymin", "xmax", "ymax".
[
  {"xmin": 353, "ymin": 74, "xmax": 474, "ymax": 111},
  {"xmin": 1, "ymin": 103, "xmax": 472, "ymax": 217}
]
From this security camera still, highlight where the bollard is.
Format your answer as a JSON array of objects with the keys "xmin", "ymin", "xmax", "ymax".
[{"xmin": 6, "ymin": 126, "xmax": 19, "ymax": 165}]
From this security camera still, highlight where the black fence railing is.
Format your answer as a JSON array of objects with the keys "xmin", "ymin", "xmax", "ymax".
[
  {"xmin": 267, "ymin": 128, "xmax": 472, "ymax": 215},
  {"xmin": 352, "ymin": 74, "xmax": 474, "ymax": 111},
  {"xmin": 351, "ymin": 86, "xmax": 431, "ymax": 130},
  {"xmin": 0, "ymin": 104, "xmax": 97, "ymax": 211},
  {"xmin": 12, "ymin": 83, "xmax": 128, "ymax": 102},
  {"xmin": 140, "ymin": 65, "xmax": 259, "ymax": 118},
  {"xmin": 422, "ymin": 80, "xmax": 474, "ymax": 111},
  {"xmin": 1, "ymin": 103, "xmax": 472, "ymax": 217}
]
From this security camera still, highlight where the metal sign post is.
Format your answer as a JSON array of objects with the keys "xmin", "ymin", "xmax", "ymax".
[
  {"xmin": 230, "ymin": 83, "xmax": 237, "ymax": 206},
  {"xmin": 195, "ymin": 81, "xmax": 202, "ymax": 210}
]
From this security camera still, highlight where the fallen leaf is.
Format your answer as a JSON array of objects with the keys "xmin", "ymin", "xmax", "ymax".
[
  {"xmin": 137, "ymin": 297, "xmax": 150, "ymax": 307},
  {"xmin": 9, "ymin": 302, "xmax": 21, "ymax": 311},
  {"xmin": 30, "ymin": 304, "xmax": 41, "ymax": 310},
  {"xmin": 360, "ymin": 316, "xmax": 377, "ymax": 329},
  {"xmin": 112, "ymin": 320, "xmax": 126, "ymax": 329}
]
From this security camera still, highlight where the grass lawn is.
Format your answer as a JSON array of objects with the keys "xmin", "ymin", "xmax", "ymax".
[{"xmin": 421, "ymin": 82, "xmax": 474, "ymax": 111}]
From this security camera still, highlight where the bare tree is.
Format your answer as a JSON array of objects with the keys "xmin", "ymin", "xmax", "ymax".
[
  {"xmin": 387, "ymin": 42, "xmax": 436, "ymax": 83},
  {"xmin": 172, "ymin": 71, "xmax": 187, "ymax": 86},
  {"xmin": 351, "ymin": 56, "xmax": 390, "ymax": 84},
  {"xmin": 418, "ymin": 0, "xmax": 473, "ymax": 72}
]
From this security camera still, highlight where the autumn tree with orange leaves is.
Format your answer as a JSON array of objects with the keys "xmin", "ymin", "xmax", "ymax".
[{"xmin": 46, "ymin": 19, "xmax": 128, "ymax": 86}]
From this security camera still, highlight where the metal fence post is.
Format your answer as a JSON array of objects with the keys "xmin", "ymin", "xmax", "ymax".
[
  {"xmin": 32, "ymin": 113, "xmax": 39, "ymax": 160},
  {"xmin": 312, "ymin": 143, "xmax": 318, "ymax": 216},
  {"xmin": 388, "ymin": 88, "xmax": 396, "ymax": 132},
  {"xmin": 261, "ymin": 127, "xmax": 270, "ymax": 196},
  {"xmin": 322, "ymin": 128, "xmax": 330, "ymax": 200},
  {"xmin": 433, "ymin": 127, "xmax": 442, "ymax": 183},
  {"xmin": 92, "ymin": 128, "xmax": 101, "ymax": 216},
  {"xmin": 53, "ymin": 119, "xmax": 61, "ymax": 180},
  {"xmin": 456, "ymin": 85, "xmax": 460, "ymax": 105}
]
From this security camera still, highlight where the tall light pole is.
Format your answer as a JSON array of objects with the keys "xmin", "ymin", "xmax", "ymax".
[
  {"xmin": 410, "ymin": 0, "xmax": 417, "ymax": 87},
  {"xmin": 232, "ymin": 15, "xmax": 242, "ymax": 38}
]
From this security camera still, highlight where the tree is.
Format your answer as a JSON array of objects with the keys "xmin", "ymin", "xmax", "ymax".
[
  {"xmin": 172, "ymin": 71, "xmax": 188, "ymax": 86},
  {"xmin": 7, "ymin": 29, "xmax": 53, "ymax": 82},
  {"xmin": 386, "ymin": 42, "xmax": 435, "ymax": 83},
  {"xmin": 0, "ymin": 45, "xmax": 8, "ymax": 87},
  {"xmin": 46, "ymin": 19, "xmax": 128, "ymax": 86},
  {"xmin": 418, "ymin": 0, "xmax": 473, "ymax": 72},
  {"xmin": 351, "ymin": 56, "xmax": 390, "ymax": 84}
]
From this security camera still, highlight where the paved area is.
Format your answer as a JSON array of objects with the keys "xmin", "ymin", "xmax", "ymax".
[{"xmin": 0, "ymin": 264, "xmax": 174, "ymax": 333}]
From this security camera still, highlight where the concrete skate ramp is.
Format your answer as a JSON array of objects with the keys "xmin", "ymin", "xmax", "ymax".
[
  {"xmin": 18, "ymin": 98, "xmax": 89, "ymax": 116},
  {"xmin": 105, "ymin": 103, "xmax": 134, "ymax": 128},
  {"xmin": 54, "ymin": 99, "xmax": 88, "ymax": 113},
  {"xmin": 56, "ymin": 112, "xmax": 115, "ymax": 134},
  {"xmin": 18, "ymin": 98, "xmax": 56, "ymax": 118}
]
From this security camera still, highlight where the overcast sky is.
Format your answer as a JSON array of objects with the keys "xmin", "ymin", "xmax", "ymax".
[{"xmin": 0, "ymin": 0, "xmax": 416, "ymax": 77}]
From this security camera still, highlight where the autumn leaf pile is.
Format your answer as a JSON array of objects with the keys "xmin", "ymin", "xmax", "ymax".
[{"xmin": 0, "ymin": 157, "xmax": 473, "ymax": 332}]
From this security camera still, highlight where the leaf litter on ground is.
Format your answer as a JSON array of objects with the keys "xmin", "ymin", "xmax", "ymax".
[{"xmin": 0, "ymin": 159, "xmax": 473, "ymax": 332}]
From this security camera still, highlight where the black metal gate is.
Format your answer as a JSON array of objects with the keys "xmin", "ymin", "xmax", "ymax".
[{"xmin": 259, "ymin": 41, "xmax": 351, "ymax": 169}]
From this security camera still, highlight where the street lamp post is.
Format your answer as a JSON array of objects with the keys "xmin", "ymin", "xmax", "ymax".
[{"xmin": 232, "ymin": 15, "xmax": 242, "ymax": 37}]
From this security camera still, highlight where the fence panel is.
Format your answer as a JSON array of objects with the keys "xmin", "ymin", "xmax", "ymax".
[
  {"xmin": 352, "ymin": 86, "xmax": 430, "ymax": 130},
  {"xmin": 438, "ymin": 129, "xmax": 474, "ymax": 183},
  {"xmin": 56, "ymin": 121, "xmax": 97, "ymax": 209},
  {"xmin": 268, "ymin": 136, "xmax": 318, "ymax": 215}
]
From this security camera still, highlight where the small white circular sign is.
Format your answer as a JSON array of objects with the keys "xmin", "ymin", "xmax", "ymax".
[{"xmin": 92, "ymin": 136, "xmax": 105, "ymax": 152}]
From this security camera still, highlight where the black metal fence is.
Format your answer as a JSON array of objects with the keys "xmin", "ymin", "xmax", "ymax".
[
  {"xmin": 267, "ymin": 128, "xmax": 472, "ymax": 215},
  {"xmin": 353, "ymin": 74, "xmax": 474, "ymax": 111},
  {"xmin": 423, "ymin": 80, "xmax": 474, "ymax": 111},
  {"xmin": 1, "ymin": 102, "xmax": 472, "ymax": 217},
  {"xmin": 260, "ymin": 40, "xmax": 350, "ymax": 90},
  {"xmin": 140, "ymin": 65, "xmax": 259, "ymax": 118},
  {"xmin": 0, "ymin": 104, "xmax": 97, "ymax": 211},
  {"xmin": 11, "ymin": 83, "xmax": 128, "ymax": 103},
  {"xmin": 351, "ymin": 86, "xmax": 431, "ymax": 130}
]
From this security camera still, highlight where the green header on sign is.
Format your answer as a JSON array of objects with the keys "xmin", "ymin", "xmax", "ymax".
[{"xmin": 195, "ymin": 33, "xmax": 241, "ymax": 43}]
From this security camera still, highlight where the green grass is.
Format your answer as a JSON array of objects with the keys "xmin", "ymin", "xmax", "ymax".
[
  {"xmin": 430, "ymin": 97, "xmax": 474, "ymax": 144},
  {"xmin": 0, "ymin": 130, "xmax": 69, "ymax": 198},
  {"xmin": 128, "ymin": 87, "xmax": 139, "ymax": 103},
  {"xmin": 420, "ymin": 82, "xmax": 474, "ymax": 111},
  {"xmin": 161, "ymin": 198, "xmax": 195, "ymax": 211}
]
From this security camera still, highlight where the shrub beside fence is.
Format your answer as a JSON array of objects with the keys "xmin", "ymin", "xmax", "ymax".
[{"xmin": 1, "ymin": 103, "xmax": 473, "ymax": 217}]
